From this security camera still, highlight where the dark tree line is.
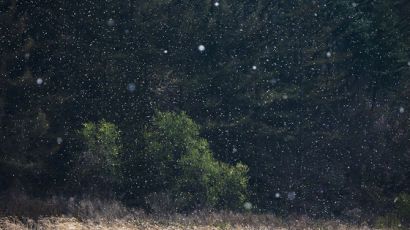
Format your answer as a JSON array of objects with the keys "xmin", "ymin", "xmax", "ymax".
[{"xmin": 1, "ymin": 0, "xmax": 409, "ymax": 222}]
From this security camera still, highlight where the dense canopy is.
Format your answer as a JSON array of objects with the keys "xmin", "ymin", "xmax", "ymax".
[{"xmin": 0, "ymin": 0, "xmax": 409, "ymax": 226}]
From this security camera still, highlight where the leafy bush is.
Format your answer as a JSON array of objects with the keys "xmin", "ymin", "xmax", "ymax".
[
  {"xmin": 142, "ymin": 111, "xmax": 200, "ymax": 190},
  {"xmin": 394, "ymin": 193, "xmax": 410, "ymax": 227},
  {"xmin": 143, "ymin": 111, "xmax": 249, "ymax": 211},
  {"xmin": 374, "ymin": 213, "xmax": 402, "ymax": 229},
  {"xmin": 373, "ymin": 193, "xmax": 410, "ymax": 229},
  {"xmin": 176, "ymin": 140, "xmax": 249, "ymax": 211},
  {"xmin": 73, "ymin": 119, "xmax": 122, "ymax": 194}
]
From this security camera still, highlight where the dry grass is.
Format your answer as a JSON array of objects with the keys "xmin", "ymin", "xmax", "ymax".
[
  {"xmin": 0, "ymin": 194, "xmax": 387, "ymax": 230},
  {"xmin": 0, "ymin": 211, "xmax": 383, "ymax": 230}
]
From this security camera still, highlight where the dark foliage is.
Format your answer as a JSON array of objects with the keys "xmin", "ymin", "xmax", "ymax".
[{"xmin": 0, "ymin": 0, "xmax": 409, "ymax": 226}]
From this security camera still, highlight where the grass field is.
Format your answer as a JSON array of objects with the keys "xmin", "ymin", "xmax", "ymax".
[
  {"xmin": 0, "ymin": 195, "xmax": 393, "ymax": 230},
  {"xmin": 0, "ymin": 213, "xmax": 380, "ymax": 230}
]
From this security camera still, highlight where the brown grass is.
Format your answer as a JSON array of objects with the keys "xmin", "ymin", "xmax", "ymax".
[
  {"xmin": 0, "ymin": 214, "xmax": 382, "ymax": 230},
  {"xmin": 0, "ymin": 193, "xmax": 386, "ymax": 230},
  {"xmin": 0, "ymin": 211, "xmax": 383, "ymax": 230}
]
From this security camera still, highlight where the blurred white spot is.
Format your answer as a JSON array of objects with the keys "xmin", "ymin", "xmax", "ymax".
[
  {"xmin": 107, "ymin": 18, "xmax": 115, "ymax": 26},
  {"xmin": 270, "ymin": 78, "xmax": 277, "ymax": 84},
  {"xmin": 252, "ymin": 65, "xmax": 257, "ymax": 70},
  {"xmin": 326, "ymin": 51, "xmax": 332, "ymax": 58},
  {"xmin": 214, "ymin": 2, "xmax": 219, "ymax": 7},
  {"xmin": 407, "ymin": 61, "xmax": 410, "ymax": 66},
  {"xmin": 24, "ymin": 53, "xmax": 30, "ymax": 60},
  {"xmin": 314, "ymin": 13, "xmax": 318, "ymax": 17},
  {"xmin": 282, "ymin": 94, "xmax": 288, "ymax": 100},
  {"xmin": 394, "ymin": 197, "xmax": 399, "ymax": 203},
  {"xmin": 399, "ymin": 107, "xmax": 404, "ymax": 113},
  {"xmin": 57, "ymin": 137, "xmax": 63, "ymax": 145},
  {"xmin": 287, "ymin": 191, "xmax": 296, "ymax": 200},
  {"xmin": 36, "ymin": 78, "xmax": 43, "ymax": 85},
  {"xmin": 275, "ymin": 192, "xmax": 280, "ymax": 198},
  {"xmin": 244, "ymin": 202, "xmax": 252, "ymax": 210},
  {"xmin": 352, "ymin": 2, "xmax": 358, "ymax": 7},
  {"xmin": 127, "ymin": 83, "xmax": 136, "ymax": 92},
  {"xmin": 163, "ymin": 50, "xmax": 168, "ymax": 54},
  {"xmin": 198, "ymin": 45, "xmax": 205, "ymax": 52},
  {"xmin": 232, "ymin": 147, "xmax": 238, "ymax": 153}
]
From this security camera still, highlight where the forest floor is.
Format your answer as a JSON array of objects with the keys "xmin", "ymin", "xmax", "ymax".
[{"xmin": 0, "ymin": 212, "xmax": 384, "ymax": 230}]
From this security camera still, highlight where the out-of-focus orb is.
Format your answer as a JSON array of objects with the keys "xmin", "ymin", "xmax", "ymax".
[
  {"xmin": 107, "ymin": 18, "xmax": 115, "ymax": 26},
  {"xmin": 287, "ymin": 191, "xmax": 296, "ymax": 200},
  {"xmin": 57, "ymin": 137, "xmax": 63, "ymax": 145},
  {"xmin": 127, "ymin": 83, "xmax": 136, "ymax": 92},
  {"xmin": 399, "ymin": 107, "xmax": 404, "ymax": 113},
  {"xmin": 198, "ymin": 45, "xmax": 205, "ymax": 52},
  {"xmin": 244, "ymin": 202, "xmax": 252, "ymax": 210}
]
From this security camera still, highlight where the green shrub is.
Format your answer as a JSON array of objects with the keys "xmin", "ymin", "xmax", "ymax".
[
  {"xmin": 142, "ymin": 111, "xmax": 201, "ymax": 190},
  {"xmin": 374, "ymin": 213, "xmax": 402, "ymax": 229},
  {"xmin": 143, "ymin": 111, "xmax": 249, "ymax": 211},
  {"xmin": 395, "ymin": 193, "xmax": 410, "ymax": 226},
  {"xmin": 176, "ymin": 140, "xmax": 249, "ymax": 210},
  {"xmin": 217, "ymin": 162, "xmax": 249, "ymax": 210},
  {"xmin": 373, "ymin": 193, "xmax": 410, "ymax": 229},
  {"xmin": 73, "ymin": 119, "xmax": 122, "ymax": 194}
]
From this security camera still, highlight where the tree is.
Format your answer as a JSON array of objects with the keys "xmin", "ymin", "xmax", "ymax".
[
  {"xmin": 137, "ymin": 111, "xmax": 249, "ymax": 211},
  {"xmin": 72, "ymin": 119, "xmax": 122, "ymax": 195}
]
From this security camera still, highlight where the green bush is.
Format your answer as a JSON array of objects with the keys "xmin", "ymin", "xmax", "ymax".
[
  {"xmin": 143, "ymin": 111, "xmax": 249, "ymax": 211},
  {"xmin": 374, "ymin": 213, "xmax": 402, "ymax": 229},
  {"xmin": 395, "ymin": 193, "xmax": 410, "ymax": 227},
  {"xmin": 373, "ymin": 193, "xmax": 410, "ymax": 229},
  {"xmin": 73, "ymin": 119, "xmax": 122, "ymax": 194},
  {"xmin": 142, "ymin": 111, "xmax": 201, "ymax": 190},
  {"xmin": 176, "ymin": 139, "xmax": 249, "ymax": 210}
]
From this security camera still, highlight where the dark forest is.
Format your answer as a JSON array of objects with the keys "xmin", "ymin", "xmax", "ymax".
[{"xmin": 0, "ymin": 0, "xmax": 409, "ymax": 228}]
